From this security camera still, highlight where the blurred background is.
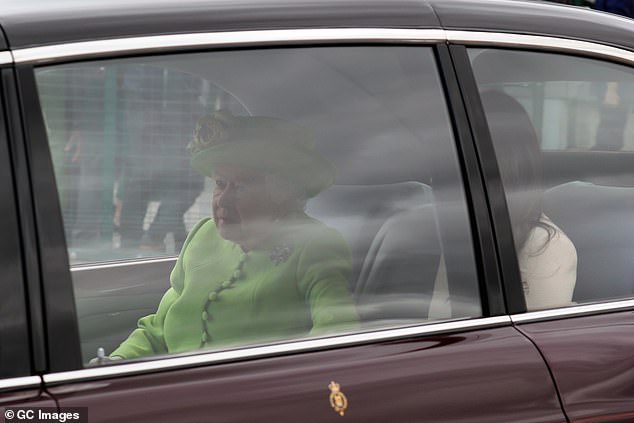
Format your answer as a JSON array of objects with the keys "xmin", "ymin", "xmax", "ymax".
[{"xmin": 541, "ymin": 0, "xmax": 632, "ymax": 18}]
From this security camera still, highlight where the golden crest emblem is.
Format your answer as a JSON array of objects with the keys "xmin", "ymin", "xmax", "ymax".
[{"xmin": 328, "ymin": 381, "xmax": 348, "ymax": 416}]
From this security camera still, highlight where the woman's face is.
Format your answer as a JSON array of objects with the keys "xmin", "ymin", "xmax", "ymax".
[{"xmin": 212, "ymin": 165, "xmax": 286, "ymax": 248}]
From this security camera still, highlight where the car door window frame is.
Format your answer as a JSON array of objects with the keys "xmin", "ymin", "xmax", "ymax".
[
  {"xmin": 452, "ymin": 35, "xmax": 634, "ymax": 317},
  {"xmin": 17, "ymin": 30, "xmax": 509, "ymax": 376}
]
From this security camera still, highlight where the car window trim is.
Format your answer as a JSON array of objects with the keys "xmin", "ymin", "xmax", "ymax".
[
  {"xmin": 0, "ymin": 52, "xmax": 12, "ymax": 65},
  {"xmin": 12, "ymin": 29, "xmax": 445, "ymax": 64},
  {"xmin": 511, "ymin": 299, "xmax": 634, "ymax": 324},
  {"xmin": 447, "ymin": 31, "xmax": 634, "ymax": 64},
  {"xmin": 42, "ymin": 315, "xmax": 510, "ymax": 385},
  {"xmin": 0, "ymin": 376, "xmax": 42, "ymax": 392},
  {"xmin": 6, "ymin": 29, "xmax": 634, "ymax": 65},
  {"xmin": 12, "ymin": 302, "xmax": 634, "ymax": 386},
  {"xmin": 70, "ymin": 256, "xmax": 177, "ymax": 272}
]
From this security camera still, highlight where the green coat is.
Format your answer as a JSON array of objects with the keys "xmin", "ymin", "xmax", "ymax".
[{"xmin": 112, "ymin": 214, "xmax": 359, "ymax": 359}]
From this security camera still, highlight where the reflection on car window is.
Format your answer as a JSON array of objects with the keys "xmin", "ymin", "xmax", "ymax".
[
  {"xmin": 38, "ymin": 65, "xmax": 248, "ymax": 263},
  {"xmin": 469, "ymin": 49, "xmax": 634, "ymax": 152},
  {"xmin": 36, "ymin": 47, "xmax": 481, "ymax": 363},
  {"xmin": 470, "ymin": 48, "xmax": 634, "ymax": 310}
]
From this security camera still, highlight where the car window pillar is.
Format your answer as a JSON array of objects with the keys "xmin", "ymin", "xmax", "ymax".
[
  {"xmin": 436, "ymin": 44, "xmax": 508, "ymax": 316},
  {"xmin": 447, "ymin": 44, "xmax": 526, "ymax": 315},
  {"xmin": 0, "ymin": 67, "xmax": 34, "ymax": 377},
  {"xmin": 14, "ymin": 65, "xmax": 82, "ymax": 372}
]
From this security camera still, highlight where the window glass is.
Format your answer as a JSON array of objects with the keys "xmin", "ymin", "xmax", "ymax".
[
  {"xmin": 469, "ymin": 50, "xmax": 634, "ymax": 152},
  {"xmin": 36, "ymin": 47, "xmax": 480, "ymax": 364},
  {"xmin": 469, "ymin": 48, "xmax": 634, "ymax": 310}
]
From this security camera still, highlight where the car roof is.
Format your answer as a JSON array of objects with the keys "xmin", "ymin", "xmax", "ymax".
[{"xmin": 0, "ymin": 0, "xmax": 632, "ymax": 52}]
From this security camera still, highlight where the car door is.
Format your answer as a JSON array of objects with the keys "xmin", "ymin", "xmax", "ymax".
[
  {"xmin": 18, "ymin": 31, "xmax": 566, "ymax": 422},
  {"xmin": 462, "ymin": 36, "xmax": 634, "ymax": 423}
]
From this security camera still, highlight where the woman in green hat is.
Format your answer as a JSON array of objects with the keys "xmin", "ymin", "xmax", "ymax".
[{"xmin": 110, "ymin": 111, "xmax": 359, "ymax": 359}]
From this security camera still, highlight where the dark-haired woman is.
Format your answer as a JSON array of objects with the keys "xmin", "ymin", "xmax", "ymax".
[{"xmin": 481, "ymin": 90, "xmax": 577, "ymax": 310}]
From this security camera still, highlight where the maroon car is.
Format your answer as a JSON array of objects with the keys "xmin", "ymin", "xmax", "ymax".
[{"xmin": 0, "ymin": 0, "xmax": 633, "ymax": 422}]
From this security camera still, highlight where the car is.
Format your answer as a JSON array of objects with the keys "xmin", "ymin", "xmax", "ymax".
[{"xmin": 0, "ymin": 0, "xmax": 632, "ymax": 421}]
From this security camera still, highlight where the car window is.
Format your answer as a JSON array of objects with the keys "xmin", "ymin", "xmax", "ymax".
[
  {"xmin": 469, "ymin": 48, "xmax": 634, "ymax": 310},
  {"xmin": 35, "ymin": 46, "xmax": 481, "ymax": 364}
]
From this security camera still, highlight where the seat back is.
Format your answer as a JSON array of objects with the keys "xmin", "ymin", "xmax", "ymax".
[
  {"xmin": 355, "ymin": 204, "xmax": 442, "ymax": 322},
  {"xmin": 543, "ymin": 181, "xmax": 634, "ymax": 302},
  {"xmin": 306, "ymin": 182, "xmax": 441, "ymax": 321}
]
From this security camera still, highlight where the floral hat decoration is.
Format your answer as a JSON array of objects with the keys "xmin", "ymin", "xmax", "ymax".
[{"xmin": 189, "ymin": 111, "xmax": 335, "ymax": 198}]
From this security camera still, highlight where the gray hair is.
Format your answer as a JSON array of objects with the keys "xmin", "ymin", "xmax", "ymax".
[{"xmin": 264, "ymin": 173, "xmax": 308, "ymax": 211}]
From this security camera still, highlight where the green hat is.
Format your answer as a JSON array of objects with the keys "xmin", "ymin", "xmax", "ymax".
[{"xmin": 189, "ymin": 111, "xmax": 335, "ymax": 198}]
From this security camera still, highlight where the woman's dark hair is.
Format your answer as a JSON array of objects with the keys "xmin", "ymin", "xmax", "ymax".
[{"xmin": 480, "ymin": 90, "xmax": 554, "ymax": 251}]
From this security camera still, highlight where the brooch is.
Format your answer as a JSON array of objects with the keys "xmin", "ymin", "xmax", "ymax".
[{"xmin": 270, "ymin": 244, "xmax": 293, "ymax": 264}]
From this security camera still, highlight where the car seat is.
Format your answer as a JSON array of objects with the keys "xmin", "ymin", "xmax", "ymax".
[
  {"xmin": 306, "ymin": 182, "xmax": 444, "ymax": 323},
  {"xmin": 543, "ymin": 180, "xmax": 634, "ymax": 302}
]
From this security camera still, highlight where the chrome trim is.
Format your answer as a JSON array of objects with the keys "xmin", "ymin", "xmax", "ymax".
[
  {"xmin": 511, "ymin": 299, "xmax": 634, "ymax": 323},
  {"xmin": 447, "ymin": 30, "xmax": 634, "ymax": 64},
  {"xmin": 13, "ymin": 28, "xmax": 445, "ymax": 64},
  {"xmin": 12, "ymin": 28, "xmax": 633, "ymax": 67},
  {"xmin": 71, "ymin": 256, "xmax": 177, "ymax": 272},
  {"xmin": 43, "ymin": 316, "xmax": 510, "ymax": 384},
  {"xmin": 0, "ymin": 51, "xmax": 13, "ymax": 65},
  {"xmin": 0, "ymin": 376, "xmax": 41, "ymax": 391}
]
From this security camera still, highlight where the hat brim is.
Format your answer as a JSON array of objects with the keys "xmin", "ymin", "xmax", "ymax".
[{"xmin": 191, "ymin": 140, "xmax": 335, "ymax": 198}]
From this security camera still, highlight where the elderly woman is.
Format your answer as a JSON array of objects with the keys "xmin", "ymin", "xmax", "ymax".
[{"xmin": 110, "ymin": 111, "xmax": 359, "ymax": 359}]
